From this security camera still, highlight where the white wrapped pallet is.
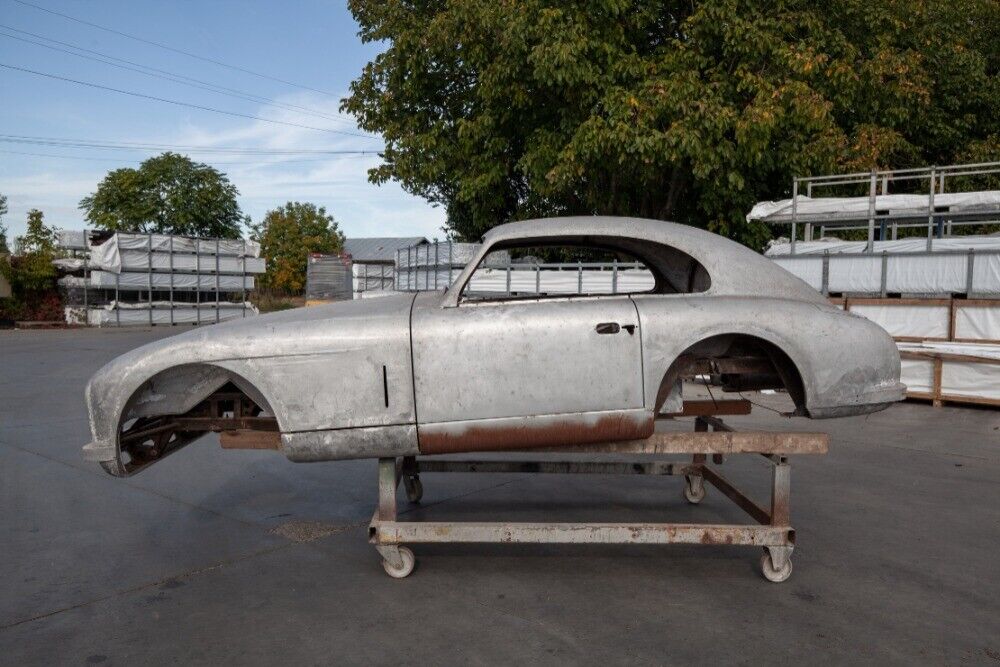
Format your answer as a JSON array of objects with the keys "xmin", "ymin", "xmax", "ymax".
[
  {"xmin": 60, "ymin": 271, "xmax": 255, "ymax": 290},
  {"xmin": 65, "ymin": 301, "xmax": 257, "ymax": 326},
  {"xmin": 898, "ymin": 341, "xmax": 1000, "ymax": 406}
]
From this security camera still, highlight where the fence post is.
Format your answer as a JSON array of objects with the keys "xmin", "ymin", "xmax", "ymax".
[
  {"xmin": 790, "ymin": 178, "xmax": 798, "ymax": 255},
  {"xmin": 866, "ymin": 170, "xmax": 877, "ymax": 253},
  {"xmin": 169, "ymin": 235, "xmax": 175, "ymax": 325},
  {"xmin": 880, "ymin": 251, "xmax": 888, "ymax": 298},
  {"xmin": 821, "ymin": 251, "xmax": 830, "ymax": 297},
  {"xmin": 965, "ymin": 249, "xmax": 976, "ymax": 296},
  {"xmin": 147, "ymin": 233, "xmax": 153, "ymax": 326},
  {"xmin": 926, "ymin": 167, "xmax": 936, "ymax": 251}
]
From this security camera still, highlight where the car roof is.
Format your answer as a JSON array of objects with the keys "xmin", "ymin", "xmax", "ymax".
[{"xmin": 479, "ymin": 216, "xmax": 823, "ymax": 301}]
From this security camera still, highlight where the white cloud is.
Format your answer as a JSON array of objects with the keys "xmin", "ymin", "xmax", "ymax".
[{"xmin": 0, "ymin": 91, "xmax": 447, "ymax": 242}]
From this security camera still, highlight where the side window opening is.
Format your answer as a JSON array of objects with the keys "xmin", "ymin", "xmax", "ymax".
[{"xmin": 458, "ymin": 237, "xmax": 710, "ymax": 303}]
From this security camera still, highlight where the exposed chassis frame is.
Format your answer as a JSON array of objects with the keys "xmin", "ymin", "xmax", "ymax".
[{"xmin": 368, "ymin": 413, "xmax": 828, "ymax": 583}]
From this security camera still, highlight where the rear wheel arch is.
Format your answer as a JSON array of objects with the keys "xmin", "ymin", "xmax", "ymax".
[{"xmin": 652, "ymin": 333, "xmax": 809, "ymax": 416}]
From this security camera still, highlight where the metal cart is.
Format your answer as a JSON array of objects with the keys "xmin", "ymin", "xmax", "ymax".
[{"xmin": 368, "ymin": 405, "xmax": 828, "ymax": 583}]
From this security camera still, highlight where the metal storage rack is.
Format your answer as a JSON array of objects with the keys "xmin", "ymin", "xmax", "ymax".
[
  {"xmin": 59, "ymin": 230, "xmax": 259, "ymax": 326},
  {"xmin": 762, "ymin": 161, "xmax": 1000, "ymax": 254}
]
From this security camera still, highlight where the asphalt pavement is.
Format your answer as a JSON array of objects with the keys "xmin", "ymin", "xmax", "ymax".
[{"xmin": 2, "ymin": 327, "xmax": 998, "ymax": 665}]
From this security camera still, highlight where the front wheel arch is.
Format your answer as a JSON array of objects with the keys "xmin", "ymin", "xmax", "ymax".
[{"xmin": 109, "ymin": 363, "xmax": 281, "ymax": 477}]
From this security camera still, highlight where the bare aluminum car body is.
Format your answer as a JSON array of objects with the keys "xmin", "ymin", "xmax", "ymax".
[{"xmin": 83, "ymin": 216, "xmax": 904, "ymax": 476}]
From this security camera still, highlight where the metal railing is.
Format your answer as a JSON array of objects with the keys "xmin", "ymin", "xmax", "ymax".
[{"xmin": 775, "ymin": 162, "xmax": 1000, "ymax": 254}]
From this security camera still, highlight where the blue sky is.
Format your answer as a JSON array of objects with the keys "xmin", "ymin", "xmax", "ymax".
[{"xmin": 0, "ymin": 0, "xmax": 446, "ymax": 242}]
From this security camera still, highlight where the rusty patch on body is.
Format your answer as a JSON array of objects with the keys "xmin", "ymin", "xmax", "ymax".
[{"xmin": 418, "ymin": 412, "xmax": 655, "ymax": 454}]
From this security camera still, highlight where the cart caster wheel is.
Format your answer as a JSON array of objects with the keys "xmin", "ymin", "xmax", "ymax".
[
  {"xmin": 381, "ymin": 547, "xmax": 416, "ymax": 579},
  {"xmin": 760, "ymin": 551, "xmax": 793, "ymax": 583},
  {"xmin": 403, "ymin": 476, "xmax": 423, "ymax": 503},
  {"xmin": 683, "ymin": 475, "xmax": 705, "ymax": 504}
]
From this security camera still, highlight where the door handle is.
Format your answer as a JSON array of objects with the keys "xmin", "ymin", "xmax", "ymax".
[{"xmin": 595, "ymin": 322, "xmax": 621, "ymax": 334}]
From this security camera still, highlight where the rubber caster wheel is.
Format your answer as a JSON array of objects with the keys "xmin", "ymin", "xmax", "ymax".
[
  {"xmin": 404, "ymin": 476, "xmax": 423, "ymax": 503},
  {"xmin": 760, "ymin": 551, "xmax": 793, "ymax": 583},
  {"xmin": 683, "ymin": 475, "xmax": 705, "ymax": 504},
  {"xmin": 381, "ymin": 547, "xmax": 416, "ymax": 579}
]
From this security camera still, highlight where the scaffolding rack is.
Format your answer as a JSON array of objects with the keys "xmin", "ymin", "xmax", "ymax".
[
  {"xmin": 755, "ymin": 161, "xmax": 1000, "ymax": 254},
  {"xmin": 58, "ymin": 230, "xmax": 262, "ymax": 326}
]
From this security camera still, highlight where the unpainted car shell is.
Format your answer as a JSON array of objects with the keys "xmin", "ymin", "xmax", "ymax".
[{"xmin": 83, "ymin": 216, "xmax": 904, "ymax": 476}]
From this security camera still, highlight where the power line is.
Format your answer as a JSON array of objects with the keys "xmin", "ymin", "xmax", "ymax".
[
  {"xmin": 0, "ymin": 62, "xmax": 379, "ymax": 138},
  {"xmin": 11, "ymin": 0, "xmax": 339, "ymax": 98},
  {"xmin": 0, "ymin": 134, "xmax": 381, "ymax": 155},
  {"xmin": 0, "ymin": 25, "xmax": 357, "ymax": 126},
  {"xmin": 0, "ymin": 148, "xmax": 375, "ymax": 165}
]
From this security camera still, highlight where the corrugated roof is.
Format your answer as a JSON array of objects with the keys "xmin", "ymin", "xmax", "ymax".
[{"xmin": 343, "ymin": 237, "xmax": 428, "ymax": 263}]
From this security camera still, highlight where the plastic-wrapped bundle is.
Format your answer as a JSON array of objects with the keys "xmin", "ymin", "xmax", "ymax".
[
  {"xmin": 65, "ymin": 301, "xmax": 257, "ymax": 326},
  {"xmin": 59, "ymin": 271, "xmax": 255, "ymax": 290}
]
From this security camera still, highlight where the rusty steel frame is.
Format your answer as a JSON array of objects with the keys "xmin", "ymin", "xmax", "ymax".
[{"xmin": 369, "ymin": 416, "xmax": 827, "ymax": 582}]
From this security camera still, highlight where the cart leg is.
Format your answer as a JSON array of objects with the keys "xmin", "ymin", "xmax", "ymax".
[
  {"xmin": 685, "ymin": 421, "xmax": 708, "ymax": 503},
  {"xmin": 770, "ymin": 457, "xmax": 791, "ymax": 527},
  {"xmin": 374, "ymin": 458, "xmax": 417, "ymax": 578},
  {"xmin": 377, "ymin": 457, "xmax": 398, "ymax": 522},
  {"xmin": 761, "ymin": 457, "xmax": 793, "ymax": 582},
  {"xmin": 401, "ymin": 455, "xmax": 423, "ymax": 503}
]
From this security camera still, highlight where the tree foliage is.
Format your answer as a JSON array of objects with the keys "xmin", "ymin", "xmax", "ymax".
[
  {"xmin": 1, "ymin": 208, "xmax": 59, "ymax": 302},
  {"xmin": 343, "ymin": 0, "xmax": 1000, "ymax": 247},
  {"xmin": 250, "ymin": 202, "xmax": 345, "ymax": 294},
  {"xmin": 0, "ymin": 192, "xmax": 9, "ymax": 254},
  {"xmin": 79, "ymin": 153, "xmax": 245, "ymax": 239}
]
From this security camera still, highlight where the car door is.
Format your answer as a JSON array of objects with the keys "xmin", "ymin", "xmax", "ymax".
[{"xmin": 410, "ymin": 292, "xmax": 651, "ymax": 453}]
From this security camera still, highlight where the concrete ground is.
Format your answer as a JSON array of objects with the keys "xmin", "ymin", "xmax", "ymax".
[{"xmin": 1, "ymin": 327, "xmax": 998, "ymax": 666}]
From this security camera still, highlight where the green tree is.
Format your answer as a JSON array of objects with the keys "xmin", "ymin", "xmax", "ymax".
[
  {"xmin": 4, "ymin": 209, "xmax": 58, "ymax": 292},
  {"xmin": 0, "ymin": 193, "xmax": 9, "ymax": 254},
  {"xmin": 343, "ymin": 0, "xmax": 1000, "ymax": 248},
  {"xmin": 251, "ymin": 202, "xmax": 345, "ymax": 293},
  {"xmin": 79, "ymin": 152, "xmax": 245, "ymax": 238}
]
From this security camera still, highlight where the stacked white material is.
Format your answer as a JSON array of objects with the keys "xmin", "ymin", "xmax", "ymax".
[
  {"xmin": 59, "ymin": 272, "xmax": 255, "ymax": 290},
  {"xmin": 766, "ymin": 236, "xmax": 1000, "ymax": 295},
  {"xmin": 65, "ymin": 301, "xmax": 258, "ymax": 326},
  {"xmin": 56, "ymin": 230, "xmax": 265, "ymax": 326},
  {"xmin": 396, "ymin": 267, "xmax": 462, "ymax": 291},
  {"xmin": 396, "ymin": 242, "xmax": 485, "ymax": 268},
  {"xmin": 897, "ymin": 342, "xmax": 1000, "ymax": 404},
  {"xmin": 748, "ymin": 191, "xmax": 1000, "ymax": 223},
  {"xmin": 836, "ymin": 300, "xmax": 1000, "ymax": 342},
  {"xmin": 465, "ymin": 267, "xmax": 655, "ymax": 295},
  {"xmin": 352, "ymin": 262, "xmax": 394, "ymax": 297},
  {"xmin": 394, "ymin": 241, "xmax": 511, "ymax": 292},
  {"xmin": 56, "ymin": 251, "xmax": 264, "ymax": 273}
]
